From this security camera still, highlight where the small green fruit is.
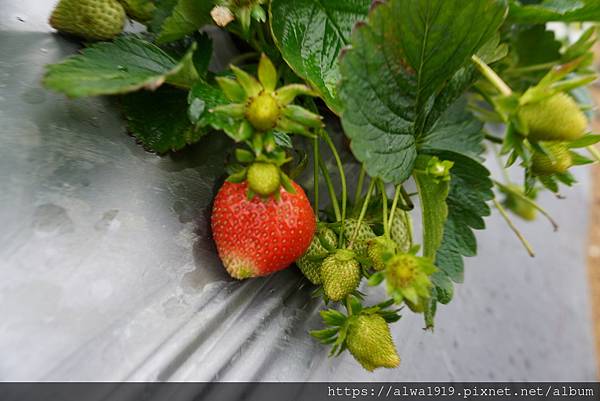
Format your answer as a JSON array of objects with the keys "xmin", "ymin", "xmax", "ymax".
[
  {"xmin": 321, "ymin": 250, "xmax": 361, "ymax": 301},
  {"xmin": 390, "ymin": 212, "xmax": 411, "ymax": 253},
  {"xmin": 346, "ymin": 313, "xmax": 400, "ymax": 371},
  {"xmin": 247, "ymin": 162, "xmax": 280, "ymax": 196},
  {"xmin": 367, "ymin": 237, "xmax": 397, "ymax": 271},
  {"xmin": 342, "ymin": 219, "xmax": 376, "ymax": 259},
  {"xmin": 296, "ymin": 226, "xmax": 337, "ymax": 284},
  {"xmin": 118, "ymin": 0, "xmax": 155, "ymax": 22},
  {"xmin": 50, "ymin": 0, "xmax": 126, "ymax": 41},
  {"xmin": 246, "ymin": 92, "xmax": 280, "ymax": 131},
  {"xmin": 519, "ymin": 93, "xmax": 587, "ymax": 142},
  {"xmin": 531, "ymin": 142, "xmax": 573, "ymax": 176}
]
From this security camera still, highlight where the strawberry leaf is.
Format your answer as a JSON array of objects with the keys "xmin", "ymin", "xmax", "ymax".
[
  {"xmin": 44, "ymin": 36, "xmax": 196, "ymax": 97},
  {"xmin": 508, "ymin": 0, "xmax": 600, "ymax": 23},
  {"xmin": 121, "ymin": 87, "xmax": 206, "ymax": 153},
  {"xmin": 152, "ymin": 0, "xmax": 213, "ymax": 43},
  {"xmin": 270, "ymin": 0, "xmax": 370, "ymax": 114},
  {"xmin": 339, "ymin": 0, "xmax": 508, "ymax": 183}
]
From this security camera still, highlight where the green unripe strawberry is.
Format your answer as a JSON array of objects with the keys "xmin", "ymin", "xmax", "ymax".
[
  {"xmin": 502, "ymin": 184, "xmax": 536, "ymax": 221},
  {"xmin": 346, "ymin": 313, "xmax": 400, "ymax": 371},
  {"xmin": 367, "ymin": 236, "xmax": 397, "ymax": 271},
  {"xmin": 531, "ymin": 142, "xmax": 573, "ymax": 176},
  {"xmin": 50, "ymin": 0, "xmax": 126, "ymax": 41},
  {"xmin": 118, "ymin": 0, "xmax": 155, "ymax": 22},
  {"xmin": 296, "ymin": 226, "xmax": 337, "ymax": 284},
  {"xmin": 385, "ymin": 253, "xmax": 435, "ymax": 306},
  {"xmin": 342, "ymin": 219, "xmax": 375, "ymax": 259},
  {"xmin": 390, "ymin": 212, "xmax": 411, "ymax": 253},
  {"xmin": 245, "ymin": 92, "xmax": 281, "ymax": 131},
  {"xmin": 246, "ymin": 162, "xmax": 280, "ymax": 196},
  {"xmin": 519, "ymin": 93, "xmax": 587, "ymax": 142},
  {"xmin": 321, "ymin": 249, "xmax": 361, "ymax": 301}
]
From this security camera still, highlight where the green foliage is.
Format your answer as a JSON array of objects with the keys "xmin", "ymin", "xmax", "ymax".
[
  {"xmin": 270, "ymin": 0, "xmax": 371, "ymax": 114},
  {"xmin": 508, "ymin": 0, "xmax": 600, "ymax": 23},
  {"xmin": 121, "ymin": 87, "xmax": 205, "ymax": 153},
  {"xmin": 339, "ymin": 0, "xmax": 508, "ymax": 183},
  {"xmin": 44, "ymin": 36, "xmax": 196, "ymax": 97},
  {"xmin": 152, "ymin": 0, "xmax": 213, "ymax": 43}
]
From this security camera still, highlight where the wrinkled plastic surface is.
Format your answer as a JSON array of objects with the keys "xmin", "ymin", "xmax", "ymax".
[{"xmin": 0, "ymin": 0, "xmax": 597, "ymax": 381}]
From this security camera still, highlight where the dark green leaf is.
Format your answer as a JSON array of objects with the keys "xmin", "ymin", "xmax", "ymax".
[
  {"xmin": 121, "ymin": 87, "xmax": 205, "ymax": 153},
  {"xmin": 513, "ymin": 25, "xmax": 561, "ymax": 66},
  {"xmin": 339, "ymin": 0, "xmax": 508, "ymax": 183},
  {"xmin": 509, "ymin": 0, "xmax": 600, "ymax": 23},
  {"xmin": 418, "ymin": 99, "xmax": 485, "ymax": 159},
  {"xmin": 153, "ymin": 0, "xmax": 213, "ymax": 43},
  {"xmin": 44, "ymin": 36, "xmax": 195, "ymax": 97},
  {"xmin": 270, "ymin": 0, "xmax": 371, "ymax": 114}
]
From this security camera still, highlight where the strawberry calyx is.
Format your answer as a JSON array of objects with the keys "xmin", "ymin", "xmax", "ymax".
[{"xmin": 310, "ymin": 297, "xmax": 401, "ymax": 370}]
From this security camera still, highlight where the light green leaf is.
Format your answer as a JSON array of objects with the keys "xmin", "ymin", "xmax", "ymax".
[
  {"xmin": 270, "ymin": 0, "xmax": 371, "ymax": 114},
  {"xmin": 153, "ymin": 0, "xmax": 213, "ymax": 43},
  {"xmin": 44, "ymin": 36, "xmax": 196, "ymax": 97},
  {"xmin": 121, "ymin": 87, "xmax": 205, "ymax": 153},
  {"xmin": 414, "ymin": 156, "xmax": 450, "ymax": 259},
  {"xmin": 509, "ymin": 0, "xmax": 600, "ymax": 23},
  {"xmin": 339, "ymin": 0, "xmax": 508, "ymax": 183}
]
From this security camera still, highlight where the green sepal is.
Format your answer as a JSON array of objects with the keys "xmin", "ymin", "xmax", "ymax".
[
  {"xmin": 263, "ymin": 130, "xmax": 277, "ymax": 153},
  {"xmin": 251, "ymin": 4, "xmax": 266, "ymax": 23},
  {"xmin": 258, "ymin": 53, "xmax": 278, "ymax": 92},
  {"xmin": 237, "ymin": 120, "xmax": 254, "ymax": 141},
  {"xmin": 570, "ymin": 151, "xmax": 594, "ymax": 166},
  {"xmin": 235, "ymin": 148, "xmax": 255, "ymax": 163},
  {"xmin": 274, "ymin": 84, "xmax": 317, "ymax": 105},
  {"xmin": 215, "ymin": 76, "xmax": 247, "ymax": 102},
  {"xmin": 210, "ymin": 103, "xmax": 245, "ymax": 118},
  {"xmin": 246, "ymin": 187, "xmax": 256, "ymax": 200},
  {"xmin": 251, "ymin": 133, "xmax": 264, "ymax": 155},
  {"xmin": 277, "ymin": 117, "xmax": 315, "ymax": 138},
  {"xmin": 230, "ymin": 64, "xmax": 262, "ymax": 98},
  {"xmin": 320, "ymin": 309, "xmax": 347, "ymax": 326},
  {"xmin": 568, "ymin": 134, "xmax": 600, "ymax": 148},
  {"xmin": 226, "ymin": 167, "xmax": 248, "ymax": 183},
  {"xmin": 367, "ymin": 271, "xmax": 385, "ymax": 287},
  {"xmin": 283, "ymin": 105, "xmax": 324, "ymax": 128},
  {"xmin": 280, "ymin": 172, "xmax": 296, "ymax": 194}
]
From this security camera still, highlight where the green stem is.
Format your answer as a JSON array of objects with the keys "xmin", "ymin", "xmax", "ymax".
[
  {"xmin": 485, "ymin": 133, "xmax": 504, "ymax": 144},
  {"xmin": 471, "ymin": 55, "xmax": 513, "ymax": 97},
  {"xmin": 353, "ymin": 165, "xmax": 366, "ymax": 208},
  {"xmin": 229, "ymin": 52, "xmax": 260, "ymax": 66},
  {"xmin": 388, "ymin": 184, "xmax": 401, "ymax": 229},
  {"xmin": 493, "ymin": 180, "xmax": 559, "ymax": 231},
  {"xmin": 321, "ymin": 129, "xmax": 347, "ymax": 224},
  {"xmin": 349, "ymin": 179, "xmax": 375, "ymax": 249},
  {"xmin": 493, "ymin": 199, "xmax": 535, "ymax": 257},
  {"xmin": 313, "ymin": 136, "xmax": 320, "ymax": 221},
  {"xmin": 504, "ymin": 62, "xmax": 557, "ymax": 75},
  {"xmin": 399, "ymin": 186, "xmax": 414, "ymax": 210},
  {"xmin": 318, "ymin": 156, "xmax": 341, "ymax": 222},
  {"xmin": 378, "ymin": 180, "xmax": 389, "ymax": 239},
  {"xmin": 345, "ymin": 296, "xmax": 353, "ymax": 316}
]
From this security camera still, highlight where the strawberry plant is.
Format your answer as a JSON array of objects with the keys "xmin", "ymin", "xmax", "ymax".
[{"xmin": 43, "ymin": 0, "xmax": 600, "ymax": 371}]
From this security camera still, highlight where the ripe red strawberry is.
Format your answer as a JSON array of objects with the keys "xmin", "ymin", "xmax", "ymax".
[{"xmin": 211, "ymin": 180, "xmax": 316, "ymax": 279}]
